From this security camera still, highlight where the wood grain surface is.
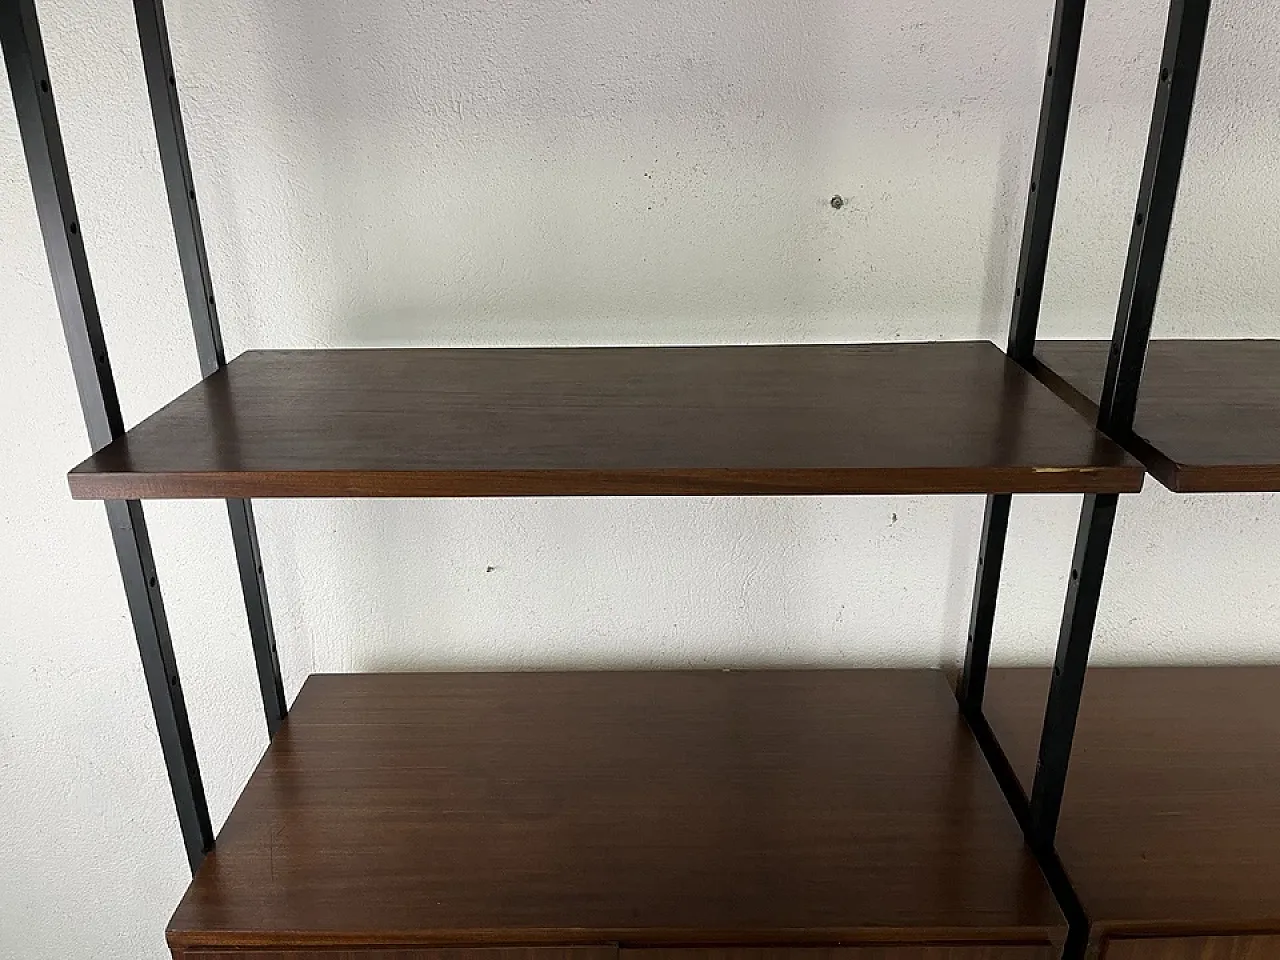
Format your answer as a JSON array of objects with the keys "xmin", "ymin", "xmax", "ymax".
[
  {"xmin": 178, "ymin": 950, "xmax": 615, "ymax": 960},
  {"xmin": 175, "ymin": 948, "xmax": 1057, "ymax": 960},
  {"xmin": 984, "ymin": 667, "xmax": 1280, "ymax": 939},
  {"xmin": 1032, "ymin": 340, "xmax": 1280, "ymax": 492},
  {"xmin": 1101, "ymin": 935, "xmax": 1280, "ymax": 960},
  {"xmin": 167, "ymin": 670, "xmax": 1063, "ymax": 950},
  {"xmin": 68, "ymin": 344, "xmax": 1142, "ymax": 499},
  {"xmin": 626, "ymin": 947, "xmax": 1057, "ymax": 960}
]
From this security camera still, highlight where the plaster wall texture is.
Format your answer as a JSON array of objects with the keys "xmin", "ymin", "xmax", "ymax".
[{"xmin": 1, "ymin": 2, "xmax": 1278, "ymax": 958}]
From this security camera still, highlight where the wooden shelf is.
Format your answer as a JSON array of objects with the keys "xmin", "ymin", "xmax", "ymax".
[
  {"xmin": 68, "ymin": 343, "xmax": 1142, "ymax": 499},
  {"xmin": 167, "ymin": 670, "xmax": 1064, "ymax": 954},
  {"xmin": 1033, "ymin": 339, "xmax": 1280, "ymax": 492},
  {"xmin": 985, "ymin": 667, "xmax": 1280, "ymax": 957}
]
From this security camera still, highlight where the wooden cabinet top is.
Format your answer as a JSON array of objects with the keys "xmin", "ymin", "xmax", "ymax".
[
  {"xmin": 986, "ymin": 667, "xmax": 1280, "ymax": 939},
  {"xmin": 169, "ymin": 670, "xmax": 1063, "ymax": 950}
]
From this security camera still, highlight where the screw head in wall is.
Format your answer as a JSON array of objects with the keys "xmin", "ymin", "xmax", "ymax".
[{"xmin": 830, "ymin": 195, "xmax": 844, "ymax": 210}]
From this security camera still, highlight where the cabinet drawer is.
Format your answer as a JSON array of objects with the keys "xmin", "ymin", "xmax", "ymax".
[
  {"xmin": 178, "ymin": 949, "xmax": 616, "ymax": 960},
  {"xmin": 1102, "ymin": 935, "xmax": 1280, "ymax": 960},
  {"xmin": 176, "ymin": 950, "xmax": 1055, "ymax": 960},
  {"xmin": 623, "ymin": 947, "xmax": 1056, "ymax": 960},
  {"xmin": 177, "ymin": 946, "xmax": 1056, "ymax": 960}
]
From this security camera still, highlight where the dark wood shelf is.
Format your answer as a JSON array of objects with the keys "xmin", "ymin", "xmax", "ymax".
[
  {"xmin": 167, "ymin": 670, "xmax": 1064, "ymax": 954},
  {"xmin": 69, "ymin": 343, "xmax": 1142, "ymax": 499},
  {"xmin": 985, "ymin": 667, "xmax": 1280, "ymax": 958},
  {"xmin": 1033, "ymin": 339, "xmax": 1280, "ymax": 492}
]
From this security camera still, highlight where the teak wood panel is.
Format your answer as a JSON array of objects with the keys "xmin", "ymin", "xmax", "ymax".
[
  {"xmin": 983, "ymin": 668, "xmax": 1280, "ymax": 937},
  {"xmin": 624, "ymin": 947, "xmax": 1058, "ymax": 960},
  {"xmin": 68, "ymin": 343, "xmax": 1143, "ymax": 498},
  {"xmin": 1032, "ymin": 339, "xmax": 1280, "ymax": 491},
  {"xmin": 174, "ymin": 949, "xmax": 1060, "ymax": 960},
  {"xmin": 177, "ymin": 951, "xmax": 616, "ymax": 960},
  {"xmin": 167, "ymin": 670, "xmax": 1063, "ymax": 949},
  {"xmin": 1101, "ymin": 935, "xmax": 1280, "ymax": 960}
]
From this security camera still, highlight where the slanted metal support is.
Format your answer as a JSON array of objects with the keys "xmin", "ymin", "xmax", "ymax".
[
  {"xmin": 1096, "ymin": 0, "xmax": 1211, "ymax": 437},
  {"xmin": 960, "ymin": 0, "xmax": 1088, "ymax": 714},
  {"xmin": 960, "ymin": 0, "xmax": 1212, "ymax": 876},
  {"xmin": 1, "ymin": 0, "xmax": 212, "ymax": 873},
  {"xmin": 1028, "ymin": 0, "xmax": 1213, "ymax": 849},
  {"xmin": 132, "ymin": 0, "xmax": 286, "ymax": 735},
  {"xmin": 959, "ymin": 493, "xmax": 1012, "ymax": 711}
]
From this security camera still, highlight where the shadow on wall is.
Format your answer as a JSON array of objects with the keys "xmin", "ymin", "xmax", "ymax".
[
  {"xmin": 232, "ymin": 1, "xmax": 1061, "ymax": 673},
  {"xmin": 250, "ymin": 0, "xmax": 1060, "ymax": 348},
  {"xmin": 207, "ymin": 0, "xmax": 1280, "ymax": 352},
  {"xmin": 186, "ymin": 0, "xmax": 1280, "ymax": 672}
]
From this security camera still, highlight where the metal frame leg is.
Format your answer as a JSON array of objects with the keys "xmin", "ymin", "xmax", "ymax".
[
  {"xmin": 962, "ymin": 4, "xmax": 1211, "ymax": 953},
  {"xmin": 1, "ymin": 0, "xmax": 212, "ymax": 872},
  {"xmin": 960, "ymin": 0, "xmax": 1088, "ymax": 713},
  {"xmin": 959, "ymin": 493, "xmax": 1012, "ymax": 711},
  {"xmin": 1028, "ymin": 492, "xmax": 1116, "ymax": 846},
  {"xmin": 132, "ymin": 0, "xmax": 287, "ymax": 735},
  {"xmin": 1027, "ymin": 0, "xmax": 1212, "ymax": 849},
  {"xmin": 1097, "ymin": 0, "xmax": 1212, "ymax": 436},
  {"xmin": 108, "ymin": 500, "xmax": 215, "ymax": 872},
  {"xmin": 1007, "ymin": 0, "xmax": 1090, "ymax": 363}
]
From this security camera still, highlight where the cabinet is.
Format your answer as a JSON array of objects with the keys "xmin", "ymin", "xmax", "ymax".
[
  {"xmin": 1100, "ymin": 938, "xmax": 1280, "ymax": 960},
  {"xmin": 164, "ymin": 673, "xmax": 1066, "ymax": 958},
  {"xmin": 174, "ymin": 950, "xmax": 1060, "ymax": 960},
  {"xmin": 985, "ymin": 669, "xmax": 1280, "ymax": 960}
]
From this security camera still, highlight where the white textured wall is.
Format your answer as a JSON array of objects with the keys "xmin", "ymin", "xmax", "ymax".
[{"xmin": 2, "ymin": 1, "xmax": 1279, "ymax": 957}]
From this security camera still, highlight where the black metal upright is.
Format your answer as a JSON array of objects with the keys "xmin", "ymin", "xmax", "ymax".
[
  {"xmin": 1027, "ymin": 0, "xmax": 1212, "ymax": 847},
  {"xmin": 959, "ymin": 0, "xmax": 1088, "ymax": 713},
  {"xmin": 131, "ymin": 0, "xmax": 287, "ymax": 736},
  {"xmin": 960, "ymin": 0, "xmax": 1213, "ymax": 861},
  {"xmin": 1, "ymin": 0, "xmax": 212, "ymax": 873}
]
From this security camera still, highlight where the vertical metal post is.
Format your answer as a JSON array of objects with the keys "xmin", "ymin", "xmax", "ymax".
[
  {"xmin": 959, "ymin": 494, "xmax": 1011, "ymax": 710},
  {"xmin": 1006, "ymin": 0, "xmax": 1090, "ymax": 363},
  {"xmin": 1096, "ymin": 0, "xmax": 1211, "ymax": 436},
  {"xmin": 1028, "ymin": 492, "xmax": 1116, "ymax": 847},
  {"xmin": 132, "ymin": 0, "xmax": 287, "ymax": 735},
  {"xmin": 960, "ymin": 0, "xmax": 1088, "ymax": 713},
  {"xmin": 1, "ymin": 0, "xmax": 212, "ymax": 873},
  {"xmin": 1028, "ymin": 0, "xmax": 1212, "ymax": 848}
]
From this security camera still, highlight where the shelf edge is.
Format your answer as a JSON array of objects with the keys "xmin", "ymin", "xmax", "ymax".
[{"xmin": 68, "ymin": 465, "xmax": 1146, "ymax": 500}]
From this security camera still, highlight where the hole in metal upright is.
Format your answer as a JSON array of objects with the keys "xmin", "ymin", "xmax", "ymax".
[{"xmin": 131, "ymin": 0, "xmax": 288, "ymax": 738}]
